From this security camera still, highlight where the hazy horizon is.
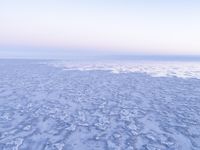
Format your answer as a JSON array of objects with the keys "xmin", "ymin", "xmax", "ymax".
[{"xmin": 1, "ymin": 1, "xmax": 200, "ymax": 59}]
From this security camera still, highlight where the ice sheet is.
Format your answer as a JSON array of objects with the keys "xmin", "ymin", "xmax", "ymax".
[{"xmin": 0, "ymin": 60, "xmax": 200, "ymax": 150}]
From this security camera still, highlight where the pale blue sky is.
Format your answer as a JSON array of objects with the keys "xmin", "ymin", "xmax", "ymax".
[{"xmin": 0, "ymin": 0, "xmax": 200, "ymax": 58}]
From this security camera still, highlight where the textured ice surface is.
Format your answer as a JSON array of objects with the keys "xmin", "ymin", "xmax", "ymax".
[
  {"xmin": 48, "ymin": 60, "xmax": 200, "ymax": 79},
  {"xmin": 0, "ymin": 59, "xmax": 200, "ymax": 150}
]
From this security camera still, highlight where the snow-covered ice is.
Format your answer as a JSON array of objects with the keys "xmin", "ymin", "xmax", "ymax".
[
  {"xmin": 0, "ymin": 59, "xmax": 200, "ymax": 150},
  {"xmin": 48, "ymin": 60, "xmax": 200, "ymax": 79}
]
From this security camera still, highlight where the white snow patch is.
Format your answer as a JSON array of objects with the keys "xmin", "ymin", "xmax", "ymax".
[{"xmin": 46, "ymin": 61, "xmax": 200, "ymax": 79}]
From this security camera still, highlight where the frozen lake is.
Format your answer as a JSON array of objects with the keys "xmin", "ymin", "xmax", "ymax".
[{"xmin": 0, "ymin": 59, "xmax": 200, "ymax": 150}]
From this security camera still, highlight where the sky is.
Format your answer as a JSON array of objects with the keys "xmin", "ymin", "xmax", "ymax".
[{"xmin": 0, "ymin": 0, "xmax": 200, "ymax": 59}]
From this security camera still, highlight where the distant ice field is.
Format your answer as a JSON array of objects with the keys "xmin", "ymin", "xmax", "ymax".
[
  {"xmin": 0, "ymin": 59, "xmax": 200, "ymax": 150},
  {"xmin": 47, "ymin": 60, "xmax": 200, "ymax": 79}
]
